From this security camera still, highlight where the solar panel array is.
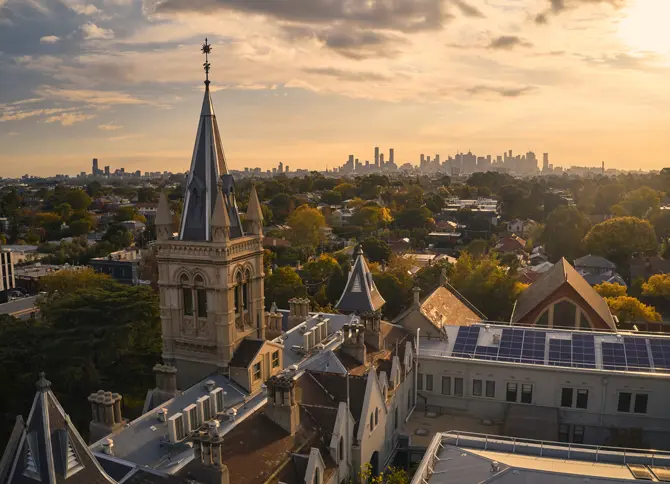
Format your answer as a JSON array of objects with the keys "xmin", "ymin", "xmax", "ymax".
[{"xmin": 449, "ymin": 325, "xmax": 670, "ymax": 373}]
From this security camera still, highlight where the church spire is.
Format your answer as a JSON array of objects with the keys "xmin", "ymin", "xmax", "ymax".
[
  {"xmin": 156, "ymin": 192, "xmax": 173, "ymax": 240},
  {"xmin": 178, "ymin": 39, "xmax": 243, "ymax": 242},
  {"xmin": 246, "ymin": 185, "xmax": 263, "ymax": 236}
]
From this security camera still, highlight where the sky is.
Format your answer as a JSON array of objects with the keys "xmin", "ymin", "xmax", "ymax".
[{"xmin": 1, "ymin": 0, "xmax": 670, "ymax": 177}]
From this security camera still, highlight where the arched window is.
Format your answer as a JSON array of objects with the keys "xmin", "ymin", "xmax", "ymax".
[
  {"xmin": 313, "ymin": 466, "xmax": 320, "ymax": 484},
  {"xmin": 536, "ymin": 309, "xmax": 549, "ymax": 328},
  {"xmin": 339, "ymin": 436, "xmax": 344, "ymax": 462},
  {"xmin": 181, "ymin": 274, "xmax": 193, "ymax": 316},
  {"xmin": 554, "ymin": 300, "xmax": 578, "ymax": 328},
  {"xmin": 195, "ymin": 275, "xmax": 207, "ymax": 318},
  {"xmin": 234, "ymin": 272, "xmax": 242, "ymax": 314},
  {"xmin": 242, "ymin": 269, "xmax": 251, "ymax": 311}
]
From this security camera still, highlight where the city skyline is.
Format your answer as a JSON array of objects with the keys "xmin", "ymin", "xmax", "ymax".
[{"xmin": 2, "ymin": 0, "xmax": 670, "ymax": 177}]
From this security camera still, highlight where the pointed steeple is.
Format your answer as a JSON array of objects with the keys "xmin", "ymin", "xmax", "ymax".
[
  {"xmin": 1, "ymin": 373, "xmax": 115, "ymax": 484},
  {"xmin": 246, "ymin": 185, "xmax": 263, "ymax": 236},
  {"xmin": 156, "ymin": 192, "xmax": 173, "ymax": 241},
  {"xmin": 179, "ymin": 39, "xmax": 243, "ymax": 242},
  {"xmin": 211, "ymin": 187, "xmax": 230, "ymax": 243},
  {"xmin": 335, "ymin": 245, "xmax": 385, "ymax": 314}
]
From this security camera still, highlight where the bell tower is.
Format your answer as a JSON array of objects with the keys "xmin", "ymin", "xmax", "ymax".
[{"xmin": 155, "ymin": 39, "xmax": 265, "ymax": 389}]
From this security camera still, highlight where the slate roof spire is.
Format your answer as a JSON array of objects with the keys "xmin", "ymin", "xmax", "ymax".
[
  {"xmin": 0, "ymin": 373, "xmax": 116, "ymax": 484},
  {"xmin": 335, "ymin": 244, "xmax": 385, "ymax": 314},
  {"xmin": 178, "ymin": 39, "xmax": 243, "ymax": 242},
  {"xmin": 245, "ymin": 185, "xmax": 263, "ymax": 235}
]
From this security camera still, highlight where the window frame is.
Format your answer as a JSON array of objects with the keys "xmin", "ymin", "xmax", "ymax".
[
  {"xmin": 506, "ymin": 382, "xmax": 518, "ymax": 402},
  {"xmin": 617, "ymin": 392, "xmax": 632, "ymax": 413},
  {"xmin": 573, "ymin": 425, "xmax": 585, "ymax": 444},
  {"xmin": 472, "ymin": 379, "xmax": 482, "ymax": 397},
  {"xmin": 417, "ymin": 373, "xmax": 423, "ymax": 391},
  {"xmin": 633, "ymin": 393, "xmax": 648, "ymax": 414},
  {"xmin": 576, "ymin": 389, "xmax": 589, "ymax": 410},
  {"xmin": 454, "ymin": 377, "xmax": 464, "ymax": 397},
  {"xmin": 485, "ymin": 380, "xmax": 496, "ymax": 398},
  {"xmin": 442, "ymin": 376, "xmax": 451, "ymax": 395},
  {"xmin": 561, "ymin": 387, "xmax": 574, "ymax": 408},
  {"xmin": 520, "ymin": 384, "xmax": 533, "ymax": 404},
  {"xmin": 425, "ymin": 374, "xmax": 433, "ymax": 392},
  {"xmin": 252, "ymin": 362, "xmax": 262, "ymax": 381},
  {"xmin": 271, "ymin": 350, "xmax": 280, "ymax": 368}
]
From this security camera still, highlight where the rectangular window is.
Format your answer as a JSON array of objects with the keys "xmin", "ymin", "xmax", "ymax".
[
  {"xmin": 407, "ymin": 391, "xmax": 411, "ymax": 411},
  {"xmin": 272, "ymin": 350, "xmax": 280, "ymax": 368},
  {"xmin": 417, "ymin": 373, "xmax": 423, "ymax": 391},
  {"xmin": 242, "ymin": 282, "xmax": 249, "ymax": 310},
  {"xmin": 426, "ymin": 374, "xmax": 433, "ymax": 392},
  {"xmin": 442, "ymin": 376, "xmax": 451, "ymax": 395},
  {"xmin": 183, "ymin": 288, "xmax": 193, "ymax": 315},
  {"xmin": 472, "ymin": 379, "xmax": 482, "ymax": 397},
  {"xmin": 618, "ymin": 392, "xmax": 632, "ymax": 412},
  {"xmin": 521, "ymin": 384, "xmax": 533, "ymax": 404},
  {"xmin": 634, "ymin": 394, "xmax": 648, "ymax": 414},
  {"xmin": 197, "ymin": 289, "xmax": 207, "ymax": 317},
  {"xmin": 573, "ymin": 425, "xmax": 585, "ymax": 444},
  {"xmin": 454, "ymin": 378, "xmax": 464, "ymax": 397},
  {"xmin": 253, "ymin": 362, "xmax": 261, "ymax": 381},
  {"xmin": 558, "ymin": 424, "xmax": 569, "ymax": 443},
  {"xmin": 576, "ymin": 389, "xmax": 589, "ymax": 409},
  {"xmin": 561, "ymin": 388, "xmax": 574, "ymax": 408},
  {"xmin": 506, "ymin": 383, "xmax": 518, "ymax": 402},
  {"xmin": 486, "ymin": 381, "xmax": 496, "ymax": 398}
]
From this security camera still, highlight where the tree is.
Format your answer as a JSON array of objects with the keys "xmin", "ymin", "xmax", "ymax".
[
  {"xmin": 583, "ymin": 217, "xmax": 658, "ymax": 266},
  {"xmin": 651, "ymin": 211, "xmax": 670, "ymax": 242},
  {"xmin": 449, "ymin": 252, "xmax": 525, "ymax": 320},
  {"xmin": 287, "ymin": 205, "xmax": 326, "ymax": 249},
  {"xmin": 394, "ymin": 206, "xmax": 433, "ymax": 231},
  {"xmin": 103, "ymin": 224, "xmax": 134, "ymax": 249},
  {"xmin": 594, "ymin": 183, "xmax": 624, "ymax": 214},
  {"xmin": 606, "ymin": 296, "xmax": 661, "ymax": 324},
  {"xmin": 361, "ymin": 237, "xmax": 392, "ymax": 264},
  {"xmin": 35, "ymin": 212, "xmax": 63, "ymax": 240},
  {"xmin": 642, "ymin": 274, "xmax": 670, "ymax": 298},
  {"xmin": 612, "ymin": 186, "xmax": 660, "ymax": 218},
  {"xmin": 373, "ymin": 272, "xmax": 413, "ymax": 319},
  {"xmin": 321, "ymin": 190, "xmax": 342, "ymax": 205},
  {"xmin": 358, "ymin": 463, "xmax": 408, "ymax": 484},
  {"xmin": 334, "ymin": 183, "xmax": 357, "ymax": 200},
  {"xmin": 415, "ymin": 259, "xmax": 453, "ymax": 294},
  {"xmin": 594, "ymin": 282, "xmax": 627, "ymax": 298},
  {"xmin": 264, "ymin": 267, "xmax": 307, "ymax": 309},
  {"xmin": 542, "ymin": 206, "xmax": 590, "ymax": 263},
  {"xmin": 116, "ymin": 206, "xmax": 146, "ymax": 223},
  {"xmin": 465, "ymin": 239, "xmax": 488, "ymax": 258},
  {"xmin": 39, "ymin": 267, "xmax": 111, "ymax": 302},
  {"xmin": 302, "ymin": 255, "xmax": 342, "ymax": 306}
]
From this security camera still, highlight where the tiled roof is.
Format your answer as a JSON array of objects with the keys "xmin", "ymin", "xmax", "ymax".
[
  {"xmin": 574, "ymin": 254, "xmax": 616, "ymax": 269},
  {"xmin": 512, "ymin": 258, "xmax": 615, "ymax": 329},
  {"xmin": 228, "ymin": 339, "xmax": 265, "ymax": 368}
]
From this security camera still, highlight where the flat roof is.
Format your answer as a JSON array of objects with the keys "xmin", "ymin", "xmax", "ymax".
[
  {"xmin": 413, "ymin": 432, "xmax": 670, "ymax": 484},
  {"xmin": 0, "ymin": 295, "xmax": 38, "ymax": 316},
  {"xmin": 420, "ymin": 323, "xmax": 670, "ymax": 376}
]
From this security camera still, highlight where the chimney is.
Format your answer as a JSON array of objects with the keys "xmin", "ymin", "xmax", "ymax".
[
  {"xmin": 439, "ymin": 268, "xmax": 448, "ymax": 287},
  {"xmin": 88, "ymin": 390, "xmax": 124, "ymax": 443},
  {"xmin": 186, "ymin": 431, "xmax": 231, "ymax": 484},
  {"xmin": 341, "ymin": 323, "xmax": 366, "ymax": 365},
  {"xmin": 413, "ymin": 287, "xmax": 421, "ymax": 307},
  {"xmin": 288, "ymin": 298, "xmax": 310, "ymax": 329},
  {"xmin": 265, "ymin": 305, "xmax": 283, "ymax": 340},
  {"xmin": 153, "ymin": 363, "xmax": 178, "ymax": 405},
  {"xmin": 362, "ymin": 311, "xmax": 384, "ymax": 350},
  {"xmin": 264, "ymin": 376, "xmax": 300, "ymax": 435}
]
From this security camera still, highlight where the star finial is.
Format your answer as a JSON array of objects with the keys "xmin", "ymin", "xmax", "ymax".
[{"xmin": 201, "ymin": 37, "xmax": 212, "ymax": 85}]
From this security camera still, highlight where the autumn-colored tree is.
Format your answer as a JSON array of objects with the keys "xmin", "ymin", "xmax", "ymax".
[
  {"xmin": 642, "ymin": 274, "xmax": 670, "ymax": 298},
  {"xmin": 606, "ymin": 296, "xmax": 661, "ymax": 324},
  {"xmin": 357, "ymin": 463, "xmax": 409, "ymax": 484},
  {"xmin": 594, "ymin": 282, "xmax": 627, "ymax": 298},
  {"xmin": 287, "ymin": 205, "xmax": 326, "ymax": 249},
  {"xmin": 583, "ymin": 217, "xmax": 658, "ymax": 266}
]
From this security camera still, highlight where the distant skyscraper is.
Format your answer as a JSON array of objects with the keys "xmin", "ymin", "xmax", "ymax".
[
  {"xmin": 104, "ymin": 165, "xmax": 110, "ymax": 176},
  {"xmin": 380, "ymin": 153, "xmax": 384, "ymax": 165},
  {"xmin": 543, "ymin": 153, "xmax": 549, "ymax": 172},
  {"xmin": 285, "ymin": 166, "xmax": 289, "ymax": 173},
  {"xmin": 389, "ymin": 148, "xmax": 395, "ymax": 165},
  {"xmin": 278, "ymin": 161, "xmax": 283, "ymax": 174},
  {"xmin": 602, "ymin": 161, "xmax": 605, "ymax": 174},
  {"xmin": 92, "ymin": 158, "xmax": 99, "ymax": 175},
  {"xmin": 374, "ymin": 147, "xmax": 380, "ymax": 167}
]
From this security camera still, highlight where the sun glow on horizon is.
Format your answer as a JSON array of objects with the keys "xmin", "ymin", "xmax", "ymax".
[{"xmin": 618, "ymin": 0, "xmax": 670, "ymax": 55}]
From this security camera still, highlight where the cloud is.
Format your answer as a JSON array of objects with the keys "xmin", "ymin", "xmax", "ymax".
[
  {"xmin": 36, "ymin": 86, "xmax": 151, "ymax": 105},
  {"xmin": 303, "ymin": 67, "xmax": 391, "ymax": 82},
  {"xmin": 452, "ymin": 0, "xmax": 484, "ymax": 18},
  {"xmin": 582, "ymin": 52, "xmax": 662, "ymax": 71},
  {"xmin": 467, "ymin": 85, "xmax": 536, "ymax": 98},
  {"xmin": 535, "ymin": 0, "xmax": 625, "ymax": 24},
  {"xmin": 98, "ymin": 122, "xmax": 123, "ymax": 130},
  {"xmin": 71, "ymin": 4, "xmax": 100, "ymax": 15},
  {"xmin": 81, "ymin": 22, "xmax": 114, "ymax": 39},
  {"xmin": 0, "ymin": 107, "xmax": 76, "ymax": 122},
  {"xmin": 488, "ymin": 35, "xmax": 532, "ymax": 50},
  {"xmin": 45, "ymin": 111, "xmax": 95, "ymax": 126},
  {"xmin": 40, "ymin": 35, "xmax": 60, "ymax": 44},
  {"xmin": 155, "ymin": 0, "xmax": 449, "ymax": 33}
]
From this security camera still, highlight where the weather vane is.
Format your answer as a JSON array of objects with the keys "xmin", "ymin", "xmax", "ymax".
[{"xmin": 202, "ymin": 37, "xmax": 212, "ymax": 84}]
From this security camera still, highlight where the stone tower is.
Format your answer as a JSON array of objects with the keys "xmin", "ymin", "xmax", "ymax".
[{"xmin": 154, "ymin": 42, "xmax": 265, "ymax": 389}]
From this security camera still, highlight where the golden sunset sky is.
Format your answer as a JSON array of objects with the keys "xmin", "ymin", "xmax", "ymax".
[{"xmin": 1, "ymin": 0, "xmax": 670, "ymax": 176}]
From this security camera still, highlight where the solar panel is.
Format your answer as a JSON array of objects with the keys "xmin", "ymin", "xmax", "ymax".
[
  {"xmin": 548, "ymin": 339, "xmax": 572, "ymax": 367},
  {"xmin": 623, "ymin": 337, "xmax": 651, "ymax": 372},
  {"xmin": 498, "ymin": 328, "xmax": 525, "ymax": 362},
  {"xmin": 452, "ymin": 326, "xmax": 480, "ymax": 358},
  {"xmin": 649, "ymin": 339, "xmax": 670, "ymax": 371},
  {"xmin": 601, "ymin": 342, "xmax": 627, "ymax": 371},
  {"xmin": 572, "ymin": 333, "xmax": 596, "ymax": 369},
  {"xmin": 520, "ymin": 330, "xmax": 546, "ymax": 364},
  {"xmin": 474, "ymin": 345, "xmax": 499, "ymax": 360}
]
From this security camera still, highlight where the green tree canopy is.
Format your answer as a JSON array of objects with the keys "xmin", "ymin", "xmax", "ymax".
[
  {"xmin": 612, "ymin": 186, "xmax": 661, "ymax": 218},
  {"xmin": 542, "ymin": 206, "xmax": 591, "ymax": 263},
  {"xmin": 287, "ymin": 205, "xmax": 326, "ymax": 249},
  {"xmin": 265, "ymin": 266, "xmax": 307, "ymax": 309},
  {"xmin": 583, "ymin": 217, "xmax": 658, "ymax": 266},
  {"xmin": 361, "ymin": 237, "xmax": 392, "ymax": 264}
]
